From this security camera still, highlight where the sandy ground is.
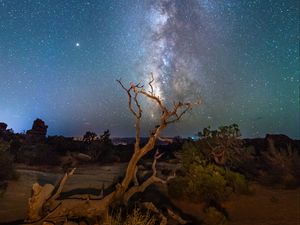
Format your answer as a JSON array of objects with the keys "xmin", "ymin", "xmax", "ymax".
[
  {"xmin": 0, "ymin": 164, "xmax": 299, "ymax": 225},
  {"xmin": 225, "ymin": 184, "xmax": 300, "ymax": 225}
]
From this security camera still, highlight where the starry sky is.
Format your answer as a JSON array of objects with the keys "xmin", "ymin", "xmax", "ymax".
[{"xmin": 0, "ymin": 0, "xmax": 299, "ymax": 138}]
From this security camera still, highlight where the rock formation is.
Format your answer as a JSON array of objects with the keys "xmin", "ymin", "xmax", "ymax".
[
  {"xmin": 0, "ymin": 122, "xmax": 7, "ymax": 132},
  {"xmin": 26, "ymin": 118, "xmax": 48, "ymax": 140}
]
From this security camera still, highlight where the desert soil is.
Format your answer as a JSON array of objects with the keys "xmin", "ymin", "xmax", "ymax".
[
  {"xmin": 170, "ymin": 183, "xmax": 300, "ymax": 225},
  {"xmin": 0, "ymin": 164, "xmax": 299, "ymax": 225}
]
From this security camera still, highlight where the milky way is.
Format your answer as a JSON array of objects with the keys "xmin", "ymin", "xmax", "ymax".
[
  {"xmin": 144, "ymin": 0, "xmax": 205, "ymax": 102},
  {"xmin": 0, "ymin": 0, "xmax": 299, "ymax": 138}
]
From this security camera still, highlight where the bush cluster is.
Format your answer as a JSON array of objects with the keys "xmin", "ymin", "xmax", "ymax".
[
  {"xmin": 169, "ymin": 126, "xmax": 250, "ymax": 205},
  {"xmin": 0, "ymin": 150, "xmax": 18, "ymax": 181},
  {"xmin": 15, "ymin": 144, "xmax": 60, "ymax": 166},
  {"xmin": 0, "ymin": 140, "xmax": 18, "ymax": 182},
  {"xmin": 169, "ymin": 163, "xmax": 249, "ymax": 204}
]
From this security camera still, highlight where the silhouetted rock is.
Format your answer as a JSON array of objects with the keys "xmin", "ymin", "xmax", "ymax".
[
  {"xmin": 243, "ymin": 138, "xmax": 266, "ymax": 155},
  {"xmin": 26, "ymin": 118, "xmax": 48, "ymax": 141},
  {"xmin": 0, "ymin": 122, "xmax": 7, "ymax": 132},
  {"xmin": 244, "ymin": 134, "xmax": 299, "ymax": 155},
  {"xmin": 265, "ymin": 134, "xmax": 293, "ymax": 148}
]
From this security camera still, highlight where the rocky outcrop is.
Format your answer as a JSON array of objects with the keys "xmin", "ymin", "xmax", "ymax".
[
  {"xmin": 0, "ymin": 122, "xmax": 7, "ymax": 132},
  {"xmin": 244, "ymin": 134, "xmax": 299, "ymax": 155},
  {"xmin": 26, "ymin": 119, "xmax": 48, "ymax": 141}
]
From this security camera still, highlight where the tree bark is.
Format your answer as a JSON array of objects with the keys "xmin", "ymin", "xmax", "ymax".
[{"xmin": 25, "ymin": 77, "xmax": 198, "ymax": 224}]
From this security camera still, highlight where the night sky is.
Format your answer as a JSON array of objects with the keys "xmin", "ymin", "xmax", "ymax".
[{"xmin": 0, "ymin": 0, "xmax": 299, "ymax": 138}]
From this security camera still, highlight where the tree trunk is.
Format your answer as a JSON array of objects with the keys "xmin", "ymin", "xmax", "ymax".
[{"xmin": 24, "ymin": 77, "xmax": 197, "ymax": 224}]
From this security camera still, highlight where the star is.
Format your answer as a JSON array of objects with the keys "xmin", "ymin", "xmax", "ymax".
[{"xmin": 0, "ymin": 0, "xmax": 298, "ymax": 138}]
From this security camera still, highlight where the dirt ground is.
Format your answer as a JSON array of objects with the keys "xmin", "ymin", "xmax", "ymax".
[
  {"xmin": 0, "ymin": 164, "xmax": 299, "ymax": 225},
  {"xmin": 170, "ymin": 183, "xmax": 300, "ymax": 225}
]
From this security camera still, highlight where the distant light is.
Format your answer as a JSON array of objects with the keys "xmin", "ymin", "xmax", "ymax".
[
  {"xmin": 191, "ymin": 136, "xmax": 200, "ymax": 141},
  {"xmin": 76, "ymin": 42, "xmax": 80, "ymax": 47}
]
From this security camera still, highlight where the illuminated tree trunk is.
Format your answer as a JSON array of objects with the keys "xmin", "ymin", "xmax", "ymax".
[{"xmin": 25, "ymin": 75, "xmax": 198, "ymax": 225}]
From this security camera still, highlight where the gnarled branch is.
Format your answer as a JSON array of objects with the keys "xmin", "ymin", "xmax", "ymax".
[{"xmin": 123, "ymin": 150, "xmax": 176, "ymax": 203}]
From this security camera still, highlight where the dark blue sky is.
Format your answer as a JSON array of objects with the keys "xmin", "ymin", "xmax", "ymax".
[{"xmin": 0, "ymin": 0, "xmax": 299, "ymax": 138}]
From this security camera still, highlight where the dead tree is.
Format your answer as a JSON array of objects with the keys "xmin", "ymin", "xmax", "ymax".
[{"xmin": 25, "ymin": 76, "xmax": 198, "ymax": 225}]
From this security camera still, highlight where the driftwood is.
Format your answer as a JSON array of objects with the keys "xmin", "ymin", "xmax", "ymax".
[
  {"xmin": 25, "ymin": 76, "xmax": 199, "ymax": 224},
  {"xmin": 25, "ymin": 155, "xmax": 180, "ymax": 225}
]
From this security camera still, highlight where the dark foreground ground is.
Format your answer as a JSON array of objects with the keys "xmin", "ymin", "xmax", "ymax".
[{"xmin": 0, "ymin": 164, "xmax": 299, "ymax": 225}]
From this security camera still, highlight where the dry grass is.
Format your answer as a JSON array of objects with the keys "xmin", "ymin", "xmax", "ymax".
[{"xmin": 107, "ymin": 207, "xmax": 157, "ymax": 225}]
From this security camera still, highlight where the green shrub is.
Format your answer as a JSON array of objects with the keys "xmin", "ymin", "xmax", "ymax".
[
  {"xmin": 188, "ymin": 164, "xmax": 232, "ymax": 203},
  {"xmin": 169, "ymin": 163, "xmax": 249, "ymax": 204},
  {"xmin": 221, "ymin": 168, "xmax": 250, "ymax": 194},
  {"xmin": 181, "ymin": 125, "xmax": 257, "ymax": 178},
  {"xmin": 173, "ymin": 132, "xmax": 251, "ymax": 203},
  {"xmin": 181, "ymin": 141, "xmax": 206, "ymax": 169}
]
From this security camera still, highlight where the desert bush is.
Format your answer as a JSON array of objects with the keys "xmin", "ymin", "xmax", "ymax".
[
  {"xmin": 16, "ymin": 144, "xmax": 60, "ymax": 166},
  {"xmin": 169, "ymin": 163, "xmax": 249, "ymax": 204},
  {"xmin": 221, "ymin": 167, "xmax": 250, "ymax": 194},
  {"xmin": 168, "ymin": 160, "xmax": 248, "ymax": 225},
  {"xmin": 0, "ymin": 148, "xmax": 18, "ymax": 181},
  {"xmin": 0, "ymin": 128, "xmax": 15, "ymax": 142},
  {"xmin": 9, "ymin": 138, "xmax": 22, "ymax": 156},
  {"xmin": 32, "ymin": 144, "xmax": 60, "ymax": 165},
  {"xmin": 186, "ymin": 164, "xmax": 232, "ymax": 203},
  {"xmin": 198, "ymin": 124, "xmax": 243, "ymax": 165},
  {"xmin": 85, "ymin": 130, "xmax": 114, "ymax": 162},
  {"xmin": 181, "ymin": 141, "xmax": 206, "ymax": 168},
  {"xmin": 0, "ymin": 140, "xmax": 17, "ymax": 181},
  {"xmin": 15, "ymin": 145, "xmax": 34, "ymax": 164},
  {"xmin": 182, "ymin": 124, "xmax": 257, "ymax": 176},
  {"xmin": 0, "ymin": 140, "xmax": 10, "ymax": 152},
  {"xmin": 170, "ymin": 138, "xmax": 250, "ymax": 204},
  {"xmin": 260, "ymin": 138, "xmax": 300, "ymax": 188},
  {"xmin": 46, "ymin": 136, "xmax": 84, "ymax": 155},
  {"xmin": 107, "ymin": 207, "xmax": 157, "ymax": 225}
]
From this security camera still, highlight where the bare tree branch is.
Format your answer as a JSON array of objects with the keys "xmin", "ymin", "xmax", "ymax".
[
  {"xmin": 133, "ymin": 166, "xmax": 139, "ymax": 186},
  {"xmin": 26, "ymin": 75, "xmax": 199, "ymax": 224},
  {"xmin": 148, "ymin": 73, "xmax": 154, "ymax": 95},
  {"xmin": 123, "ymin": 150, "xmax": 175, "ymax": 203},
  {"xmin": 48, "ymin": 168, "xmax": 76, "ymax": 202}
]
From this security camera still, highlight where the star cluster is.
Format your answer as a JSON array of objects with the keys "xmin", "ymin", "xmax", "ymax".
[{"xmin": 0, "ymin": 0, "xmax": 299, "ymax": 138}]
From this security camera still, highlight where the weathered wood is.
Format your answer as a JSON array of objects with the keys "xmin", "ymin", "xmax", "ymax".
[{"xmin": 25, "ymin": 77, "xmax": 198, "ymax": 224}]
